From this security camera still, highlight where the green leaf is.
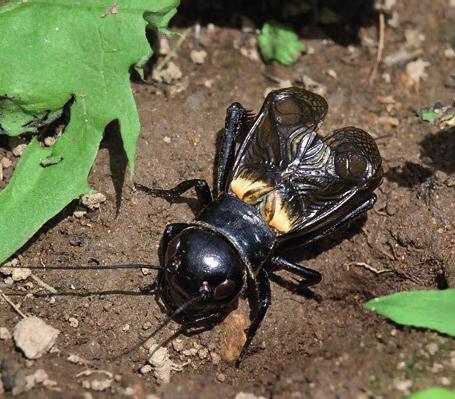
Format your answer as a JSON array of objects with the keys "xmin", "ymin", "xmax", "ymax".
[
  {"xmin": 420, "ymin": 102, "xmax": 455, "ymax": 129},
  {"xmin": 0, "ymin": 0, "xmax": 179, "ymax": 265},
  {"xmin": 365, "ymin": 289, "xmax": 455, "ymax": 337},
  {"xmin": 409, "ymin": 388, "xmax": 455, "ymax": 399},
  {"xmin": 145, "ymin": 6, "xmax": 178, "ymax": 32},
  {"xmin": 257, "ymin": 22, "xmax": 306, "ymax": 65},
  {"xmin": 420, "ymin": 105, "xmax": 444, "ymax": 124}
]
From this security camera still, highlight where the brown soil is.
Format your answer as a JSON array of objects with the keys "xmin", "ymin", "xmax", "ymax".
[{"xmin": 1, "ymin": 0, "xmax": 455, "ymax": 398}]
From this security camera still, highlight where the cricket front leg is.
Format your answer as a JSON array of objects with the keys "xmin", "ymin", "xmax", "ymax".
[
  {"xmin": 135, "ymin": 179, "xmax": 212, "ymax": 208},
  {"xmin": 236, "ymin": 268, "xmax": 271, "ymax": 367}
]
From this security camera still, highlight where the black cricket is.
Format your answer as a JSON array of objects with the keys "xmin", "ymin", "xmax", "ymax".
[
  {"xmin": 17, "ymin": 87, "xmax": 383, "ymax": 366},
  {"xmin": 135, "ymin": 87, "xmax": 383, "ymax": 365}
]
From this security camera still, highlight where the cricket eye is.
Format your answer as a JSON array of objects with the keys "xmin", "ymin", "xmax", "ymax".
[
  {"xmin": 165, "ymin": 237, "xmax": 180, "ymax": 265},
  {"xmin": 213, "ymin": 279, "xmax": 237, "ymax": 300}
]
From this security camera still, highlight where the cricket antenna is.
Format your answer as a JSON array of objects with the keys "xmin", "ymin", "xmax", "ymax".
[
  {"xmin": 8, "ymin": 264, "xmax": 162, "ymax": 271},
  {"xmin": 148, "ymin": 295, "xmax": 203, "ymax": 338},
  {"xmin": 113, "ymin": 294, "xmax": 205, "ymax": 360}
]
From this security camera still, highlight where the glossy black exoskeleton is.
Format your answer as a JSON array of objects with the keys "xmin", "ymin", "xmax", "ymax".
[{"xmin": 136, "ymin": 87, "xmax": 383, "ymax": 365}]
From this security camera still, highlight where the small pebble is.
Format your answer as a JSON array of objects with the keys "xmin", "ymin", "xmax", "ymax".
[
  {"xmin": 393, "ymin": 379, "xmax": 413, "ymax": 394},
  {"xmin": 440, "ymin": 377, "xmax": 451, "ymax": 386},
  {"xmin": 172, "ymin": 339, "xmax": 184, "ymax": 352},
  {"xmin": 44, "ymin": 136, "xmax": 56, "ymax": 147},
  {"xmin": 204, "ymin": 79, "xmax": 214, "ymax": 88},
  {"xmin": 211, "ymin": 352, "xmax": 221, "ymax": 365},
  {"xmin": 11, "ymin": 368, "xmax": 57, "ymax": 396},
  {"xmin": 0, "ymin": 327, "xmax": 12, "ymax": 340},
  {"xmin": 12, "ymin": 267, "xmax": 31, "ymax": 282},
  {"xmin": 1, "ymin": 157, "xmax": 12, "ymax": 168},
  {"xmin": 143, "ymin": 337, "xmax": 156, "ymax": 350},
  {"xmin": 388, "ymin": 10, "xmax": 399, "ymax": 28},
  {"xmin": 163, "ymin": 136, "xmax": 171, "ymax": 143},
  {"xmin": 89, "ymin": 379, "xmax": 112, "ymax": 391},
  {"xmin": 190, "ymin": 49, "xmax": 207, "ymax": 64},
  {"xmin": 396, "ymin": 361, "xmax": 406, "ymax": 370},
  {"xmin": 426, "ymin": 342, "xmax": 438, "ymax": 356},
  {"xmin": 0, "ymin": 266, "xmax": 12, "ymax": 276},
  {"xmin": 235, "ymin": 393, "xmax": 266, "ymax": 399},
  {"xmin": 406, "ymin": 58, "xmax": 430, "ymax": 85},
  {"xmin": 326, "ymin": 69, "xmax": 337, "ymax": 79},
  {"xmin": 198, "ymin": 347, "xmax": 209, "ymax": 360},
  {"xmin": 140, "ymin": 364, "xmax": 152, "ymax": 375},
  {"xmin": 382, "ymin": 73, "xmax": 391, "ymax": 83},
  {"xmin": 147, "ymin": 344, "xmax": 185, "ymax": 384},
  {"xmin": 159, "ymin": 37, "xmax": 170, "ymax": 55},
  {"xmin": 444, "ymin": 48, "xmax": 455, "ymax": 59},
  {"xmin": 378, "ymin": 116, "xmax": 399, "ymax": 127},
  {"xmin": 431, "ymin": 362, "xmax": 443, "ymax": 373},
  {"xmin": 12, "ymin": 144, "xmax": 27, "ymax": 157},
  {"xmin": 68, "ymin": 317, "xmax": 79, "ymax": 328},
  {"xmin": 13, "ymin": 316, "xmax": 60, "ymax": 359},
  {"xmin": 152, "ymin": 62, "xmax": 182, "ymax": 84},
  {"xmin": 122, "ymin": 324, "xmax": 130, "ymax": 332},
  {"xmin": 216, "ymin": 373, "xmax": 226, "ymax": 382},
  {"xmin": 4, "ymin": 277, "xmax": 14, "ymax": 285},
  {"xmin": 67, "ymin": 354, "xmax": 87, "ymax": 365},
  {"xmin": 141, "ymin": 268, "xmax": 153, "ymax": 276},
  {"xmin": 239, "ymin": 47, "xmax": 260, "ymax": 62},
  {"xmin": 142, "ymin": 321, "xmax": 152, "ymax": 330},
  {"xmin": 73, "ymin": 210, "xmax": 87, "ymax": 219},
  {"xmin": 81, "ymin": 193, "xmax": 106, "ymax": 210},
  {"xmin": 220, "ymin": 309, "xmax": 249, "ymax": 363}
]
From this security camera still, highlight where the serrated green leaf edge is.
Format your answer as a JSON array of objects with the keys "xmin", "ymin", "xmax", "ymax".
[
  {"xmin": 364, "ymin": 289, "xmax": 455, "ymax": 337},
  {"xmin": 408, "ymin": 387, "xmax": 455, "ymax": 399},
  {"xmin": 0, "ymin": 0, "xmax": 179, "ymax": 265}
]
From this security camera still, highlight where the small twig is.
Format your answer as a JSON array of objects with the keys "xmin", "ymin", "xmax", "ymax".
[
  {"xmin": 346, "ymin": 261, "xmax": 393, "ymax": 275},
  {"xmin": 263, "ymin": 73, "xmax": 287, "ymax": 84},
  {"xmin": 76, "ymin": 370, "xmax": 113, "ymax": 379},
  {"xmin": 374, "ymin": 208, "xmax": 389, "ymax": 217},
  {"xmin": 369, "ymin": 12, "xmax": 385, "ymax": 85},
  {"xmin": 0, "ymin": 288, "xmax": 27, "ymax": 318},
  {"xmin": 377, "ymin": 245, "xmax": 396, "ymax": 261},
  {"xmin": 30, "ymin": 275, "xmax": 58, "ymax": 295},
  {"xmin": 375, "ymin": 133, "xmax": 393, "ymax": 141},
  {"xmin": 155, "ymin": 28, "xmax": 191, "ymax": 72}
]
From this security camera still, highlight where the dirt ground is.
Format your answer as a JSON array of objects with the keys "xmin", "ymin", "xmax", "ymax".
[{"xmin": 1, "ymin": 0, "xmax": 455, "ymax": 398}]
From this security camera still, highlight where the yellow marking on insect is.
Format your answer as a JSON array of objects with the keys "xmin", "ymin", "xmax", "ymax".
[
  {"xmin": 230, "ymin": 177, "xmax": 273, "ymax": 203},
  {"xmin": 264, "ymin": 192, "xmax": 296, "ymax": 233}
]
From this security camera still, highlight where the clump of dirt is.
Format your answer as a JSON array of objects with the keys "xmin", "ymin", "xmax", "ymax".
[{"xmin": 1, "ymin": 0, "xmax": 455, "ymax": 398}]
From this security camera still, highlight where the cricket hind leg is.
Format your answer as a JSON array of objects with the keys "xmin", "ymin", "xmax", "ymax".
[
  {"xmin": 270, "ymin": 256, "xmax": 322, "ymax": 301},
  {"xmin": 280, "ymin": 195, "xmax": 377, "ymax": 251},
  {"xmin": 214, "ymin": 102, "xmax": 250, "ymax": 196},
  {"xmin": 271, "ymin": 256, "xmax": 322, "ymax": 286}
]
